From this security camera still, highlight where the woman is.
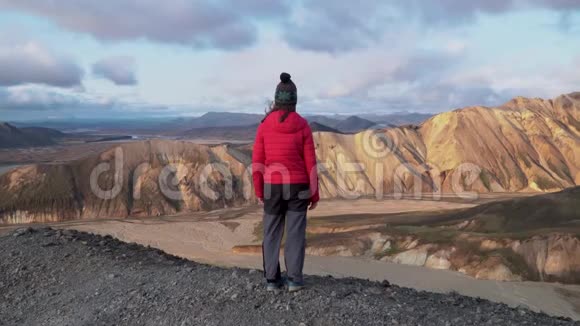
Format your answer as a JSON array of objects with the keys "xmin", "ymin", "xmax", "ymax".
[{"xmin": 252, "ymin": 72, "xmax": 319, "ymax": 292}]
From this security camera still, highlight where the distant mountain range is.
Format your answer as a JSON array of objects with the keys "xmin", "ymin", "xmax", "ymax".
[
  {"xmin": 172, "ymin": 112, "xmax": 427, "ymax": 138},
  {"xmin": 167, "ymin": 112, "xmax": 264, "ymax": 129},
  {"xmin": 308, "ymin": 122, "xmax": 342, "ymax": 133},
  {"xmin": 9, "ymin": 111, "xmax": 432, "ymax": 136},
  {"xmin": 176, "ymin": 121, "xmax": 343, "ymax": 140},
  {"xmin": 333, "ymin": 116, "xmax": 377, "ymax": 132},
  {"xmin": 4, "ymin": 111, "xmax": 409, "ymax": 145},
  {"xmin": 359, "ymin": 112, "xmax": 433, "ymax": 126},
  {"xmin": 0, "ymin": 123, "xmax": 65, "ymax": 149},
  {"xmin": 168, "ymin": 111, "xmax": 432, "ymax": 131},
  {"xmin": 1, "ymin": 92, "xmax": 578, "ymax": 224}
]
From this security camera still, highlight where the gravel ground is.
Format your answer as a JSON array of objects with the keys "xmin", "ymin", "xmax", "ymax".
[{"xmin": 1, "ymin": 228, "xmax": 578, "ymax": 326}]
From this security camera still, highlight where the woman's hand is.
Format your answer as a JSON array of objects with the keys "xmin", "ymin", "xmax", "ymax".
[{"xmin": 309, "ymin": 201, "xmax": 318, "ymax": 210}]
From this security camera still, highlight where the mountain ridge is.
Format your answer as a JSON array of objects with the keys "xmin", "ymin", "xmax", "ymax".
[
  {"xmin": 2, "ymin": 228, "xmax": 576, "ymax": 325},
  {"xmin": 0, "ymin": 122, "xmax": 64, "ymax": 149},
  {"xmin": 0, "ymin": 92, "xmax": 578, "ymax": 223}
]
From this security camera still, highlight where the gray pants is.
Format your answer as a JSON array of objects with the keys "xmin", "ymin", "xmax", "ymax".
[{"xmin": 262, "ymin": 210, "xmax": 307, "ymax": 283}]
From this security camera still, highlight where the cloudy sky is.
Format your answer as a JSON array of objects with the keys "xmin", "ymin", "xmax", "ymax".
[{"xmin": 0, "ymin": 0, "xmax": 579, "ymax": 121}]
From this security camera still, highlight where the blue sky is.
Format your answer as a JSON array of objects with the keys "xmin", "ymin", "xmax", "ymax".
[{"xmin": 0, "ymin": 0, "xmax": 579, "ymax": 121}]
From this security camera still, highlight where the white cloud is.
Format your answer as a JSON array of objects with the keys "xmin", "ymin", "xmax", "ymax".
[
  {"xmin": 3, "ymin": 1, "xmax": 579, "ymax": 54},
  {"xmin": 0, "ymin": 41, "xmax": 83, "ymax": 87},
  {"xmin": 93, "ymin": 56, "xmax": 137, "ymax": 86},
  {"xmin": 0, "ymin": 0, "xmax": 293, "ymax": 50}
]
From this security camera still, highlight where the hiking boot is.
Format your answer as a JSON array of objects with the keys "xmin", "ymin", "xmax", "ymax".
[
  {"xmin": 287, "ymin": 280, "xmax": 305, "ymax": 293},
  {"xmin": 266, "ymin": 281, "xmax": 283, "ymax": 292}
]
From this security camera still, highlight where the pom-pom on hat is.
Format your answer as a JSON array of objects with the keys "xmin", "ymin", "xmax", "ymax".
[{"xmin": 275, "ymin": 72, "xmax": 297, "ymax": 107}]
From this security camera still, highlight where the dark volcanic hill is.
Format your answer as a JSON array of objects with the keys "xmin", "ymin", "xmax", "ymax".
[
  {"xmin": 177, "ymin": 124, "xmax": 259, "ymax": 140},
  {"xmin": 0, "ymin": 122, "xmax": 64, "ymax": 149},
  {"xmin": 305, "ymin": 115, "xmax": 344, "ymax": 128},
  {"xmin": 174, "ymin": 112, "xmax": 263, "ymax": 129},
  {"xmin": 360, "ymin": 112, "xmax": 433, "ymax": 126},
  {"xmin": 334, "ymin": 116, "xmax": 377, "ymax": 133},
  {"xmin": 308, "ymin": 121, "xmax": 342, "ymax": 133},
  {"xmin": 176, "ymin": 121, "xmax": 340, "ymax": 140},
  {"xmin": 306, "ymin": 113, "xmax": 433, "ymax": 130}
]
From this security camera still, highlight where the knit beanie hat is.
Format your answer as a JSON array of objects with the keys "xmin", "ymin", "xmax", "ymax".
[{"xmin": 274, "ymin": 72, "xmax": 297, "ymax": 107}]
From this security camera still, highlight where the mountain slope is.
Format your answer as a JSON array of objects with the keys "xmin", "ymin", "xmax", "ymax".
[
  {"xmin": 176, "ymin": 112, "xmax": 263, "ymax": 129},
  {"xmin": 0, "ymin": 122, "xmax": 63, "ymax": 149},
  {"xmin": 304, "ymin": 115, "xmax": 344, "ymax": 128},
  {"xmin": 0, "ymin": 140, "xmax": 251, "ymax": 223},
  {"xmin": 314, "ymin": 92, "xmax": 579, "ymax": 198},
  {"xmin": 0, "ymin": 92, "xmax": 578, "ymax": 223},
  {"xmin": 309, "ymin": 122, "xmax": 342, "ymax": 133},
  {"xmin": 451, "ymin": 186, "xmax": 580, "ymax": 233},
  {"xmin": 177, "ymin": 124, "xmax": 258, "ymax": 140},
  {"xmin": 306, "ymin": 113, "xmax": 433, "ymax": 129},
  {"xmin": 360, "ymin": 112, "xmax": 433, "ymax": 126},
  {"xmin": 2, "ymin": 228, "xmax": 575, "ymax": 325},
  {"xmin": 334, "ymin": 116, "xmax": 377, "ymax": 133},
  {"xmin": 293, "ymin": 187, "xmax": 580, "ymax": 284},
  {"xmin": 176, "ymin": 121, "xmax": 341, "ymax": 140}
]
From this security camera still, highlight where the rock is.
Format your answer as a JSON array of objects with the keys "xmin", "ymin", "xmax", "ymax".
[
  {"xmin": 379, "ymin": 255, "xmax": 392, "ymax": 263},
  {"xmin": 391, "ymin": 248, "xmax": 428, "ymax": 266},
  {"xmin": 370, "ymin": 239, "xmax": 385, "ymax": 254},
  {"xmin": 425, "ymin": 250, "xmax": 452, "ymax": 270},
  {"xmin": 514, "ymin": 235, "xmax": 580, "ymax": 282},
  {"xmin": 381, "ymin": 241, "xmax": 392, "ymax": 252},
  {"xmin": 480, "ymin": 240, "xmax": 504, "ymax": 251},
  {"xmin": 41, "ymin": 242, "xmax": 57, "ymax": 248},
  {"xmin": 475, "ymin": 262, "xmax": 522, "ymax": 282},
  {"xmin": 400, "ymin": 238, "xmax": 419, "ymax": 250},
  {"xmin": 371, "ymin": 238, "xmax": 393, "ymax": 254},
  {"xmin": 12, "ymin": 228, "xmax": 34, "ymax": 237},
  {"xmin": 365, "ymin": 287, "xmax": 383, "ymax": 295}
]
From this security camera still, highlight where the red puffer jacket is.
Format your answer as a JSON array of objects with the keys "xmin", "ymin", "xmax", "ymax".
[{"xmin": 252, "ymin": 110, "xmax": 319, "ymax": 203}]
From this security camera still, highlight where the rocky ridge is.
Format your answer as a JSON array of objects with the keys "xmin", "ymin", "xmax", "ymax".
[{"xmin": 1, "ymin": 227, "xmax": 578, "ymax": 326}]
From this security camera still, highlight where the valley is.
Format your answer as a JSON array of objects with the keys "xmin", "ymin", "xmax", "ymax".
[
  {"xmin": 0, "ymin": 92, "xmax": 578, "ymax": 317},
  {"xmin": 2, "ymin": 196, "xmax": 579, "ymax": 320},
  {"xmin": 4, "ymin": 5, "xmax": 580, "ymax": 324},
  {"xmin": 1, "ymin": 93, "xmax": 578, "ymax": 224}
]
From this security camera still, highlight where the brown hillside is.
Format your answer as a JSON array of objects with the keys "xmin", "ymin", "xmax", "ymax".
[
  {"xmin": 452, "ymin": 186, "xmax": 580, "ymax": 233},
  {"xmin": 0, "ymin": 140, "xmax": 253, "ymax": 224},
  {"xmin": 0, "ymin": 92, "xmax": 579, "ymax": 224},
  {"xmin": 314, "ymin": 92, "xmax": 579, "ymax": 197}
]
